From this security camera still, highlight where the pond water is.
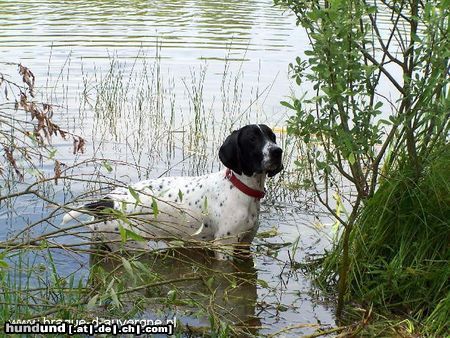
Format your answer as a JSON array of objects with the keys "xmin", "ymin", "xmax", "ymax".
[{"xmin": 0, "ymin": 0, "xmax": 336, "ymax": 335}]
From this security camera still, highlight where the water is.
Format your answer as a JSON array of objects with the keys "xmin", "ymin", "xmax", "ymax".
[{"xmin": 0, "ymin": 0, "xmax": 335, "ymax": 335}]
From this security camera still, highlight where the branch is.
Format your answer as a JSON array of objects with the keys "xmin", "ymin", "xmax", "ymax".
[{"xmin": 355, "ymin": 42, "xmax": 405, "ymax": 95}]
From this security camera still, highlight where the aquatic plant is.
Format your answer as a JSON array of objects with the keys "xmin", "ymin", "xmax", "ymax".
[{"xmin": 0, "ymin": 53, "xmax": 321, "ymax": 336}]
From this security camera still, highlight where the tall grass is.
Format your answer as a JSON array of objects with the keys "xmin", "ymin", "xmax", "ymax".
[{"xmin": 318, "ymin": 146, "xmax": 449, "ymax": 335}]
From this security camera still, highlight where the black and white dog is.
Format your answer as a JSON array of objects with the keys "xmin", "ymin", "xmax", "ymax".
[{"xmin": 63, "ymin": 124, "xmax": 283, "ymax": 259}]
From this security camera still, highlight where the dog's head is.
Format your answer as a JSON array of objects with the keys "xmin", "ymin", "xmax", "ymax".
[{"xmin": 219, "ymin": 124, "xmax": 284, "ymax": 177}]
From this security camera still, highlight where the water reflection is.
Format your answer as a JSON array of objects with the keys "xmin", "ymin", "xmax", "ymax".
[{"xmin": 91, "ymin": 248, "xmax": 261, "ymax": 334}]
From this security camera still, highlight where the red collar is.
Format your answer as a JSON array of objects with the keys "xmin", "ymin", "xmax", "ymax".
[{"xmin": 225, "ymin": 168, "xmax": 265, "ymax": 199}]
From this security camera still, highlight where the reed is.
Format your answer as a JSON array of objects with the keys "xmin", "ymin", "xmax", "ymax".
[{"xmin": 0, "ymin": 52, "xmax": 312, "ymax": 336}]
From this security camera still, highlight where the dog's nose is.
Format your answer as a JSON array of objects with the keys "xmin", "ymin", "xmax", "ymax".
[{"xmin": 270, "ymin": 147, "xmax": 283, "ymax": 158}]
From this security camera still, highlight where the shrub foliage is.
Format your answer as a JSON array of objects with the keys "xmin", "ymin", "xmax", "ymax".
[{"xmin": 276, "ymin": 0, "xmax": 449, "ymax": 333}]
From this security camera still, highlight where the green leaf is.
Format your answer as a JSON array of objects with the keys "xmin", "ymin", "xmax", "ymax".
[
  {"xmin": 168, "ymin": 240, "xmax": 184, "ymax": 247},
  {"xmin": 257, "ymin": 279, "xmax": 269, "ymax": 288},
  {"xmin": 280, "ymin": 101, "xmax": 295, "ymax": 110},
  {"xmin": 118, "ymin": 224, "xmax": 127, "ymax": 242},
  {"xmin": 277, "ymin": 304, "xmax": 289, "ymax": 312},
  {"xmin": 348, "ymin": 153, "xmax": 356, "ymax": 165},
  {"xmin": 102, "ymin": 161, "xmax": 113, "ymax": 173},
  {"xmin": 110, "ymin": 287, "xmax": 120, "ymax": 308},
  {"xmin": 167, "ymin": 289, "xmax": 177, "ymax": 302},
  {"xmin": 374, "ymin": 101, "xmax": 383, "ymax": 110},
  {"xmin": 128, "ymin": 187, "xmax": 141, "ymax": 206},
  {"xmin": 151, "ymin": 197, "xmax": 159, "ymax": 219},
  {"xmin": 378, "ymin": 119, "xmax": 392, "ymax": 126},
  {"xmin": 366, "ymin": 6, "xmax": 377, "ymax": 14},
  {"xmin": 178, "ymin": 189, "xmax": 183, "ymax": 202},
  {"xmin": 256, "ymin": 227, "xmax": 278, "ymax": 238},
  {"xmin": 206, "ymin": 276, "xmax": 215, "ymax": 290},
  {"xmin": 124, "ymin": 228, "xmax": 145, "ymax": 242},
  {"xmin": 121, "ymin": 257, "xmax": 133, "ymax": 276},
  {"xmin": 203, "ymin": 196, "xmax": 208, "ymax": 212},
  {"xmin": 389, "ymin": 115, "xmax": 399, "ymax": 124},
  {"xmin": 86, "ymin": 294, "xmax": 99, "ymax": 310},
  {"xmin": 0, "ymin": 260, "xmax": 9, "ymax": 269},
  {"xmin": 306, "ymin": 9, "xmax": 321, "ymax": 21},
  {"xmin": 48, "ymin": 148, "xmax": 57, "ymax": 159}
]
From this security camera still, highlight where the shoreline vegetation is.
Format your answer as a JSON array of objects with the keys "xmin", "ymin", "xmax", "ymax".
[{"xmin": 276, "ymin": 0, "xmax": 449, "ymax": 336}]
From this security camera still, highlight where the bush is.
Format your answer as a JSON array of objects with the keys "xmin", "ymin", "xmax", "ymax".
[
  {"xmin": 275, "ymin": 0, "xmax": 449, "ymax": 333},
  {"xmin": 322, "ymin": 147, "xmax": 449, "ymax": 335}
]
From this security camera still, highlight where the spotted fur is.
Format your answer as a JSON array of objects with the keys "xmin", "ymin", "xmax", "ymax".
[{"xmin": 62, "ymin": 124, "xmax": 283, "ymax": 259}]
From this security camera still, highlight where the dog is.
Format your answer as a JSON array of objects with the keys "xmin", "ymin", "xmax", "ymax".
[{"xmin": 62, "ymin": 124, "xmax": 283, "ymax": 259}]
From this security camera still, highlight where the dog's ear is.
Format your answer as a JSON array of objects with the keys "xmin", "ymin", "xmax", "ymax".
[
  {"xmin": 267, "ymin": 164, "xmax": 284, "ymax": 177},
  {"xmin": 259, "ymin": 124, "xmax": 276, "ymax": 142},
  {"xmin": 219, "ymin": 129, "xmax": 242, "ymax": 175}
]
